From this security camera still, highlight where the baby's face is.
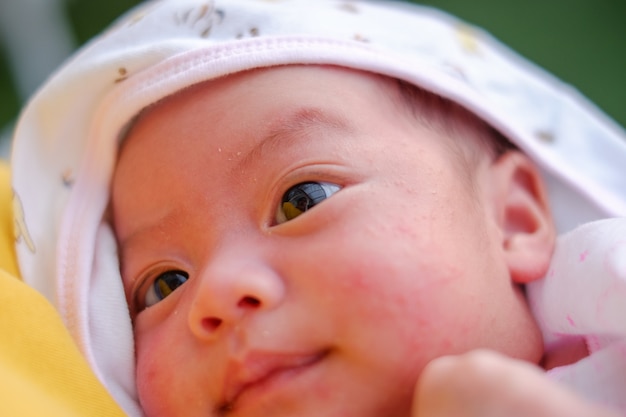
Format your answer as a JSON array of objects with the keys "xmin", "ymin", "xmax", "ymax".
[{"xmin": 112, "ymin": 66, "xmax": 542, "ymax": 417}]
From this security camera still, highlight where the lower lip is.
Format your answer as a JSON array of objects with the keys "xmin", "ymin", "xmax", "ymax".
[{"xmin": 225, "ymin": 351, "xmax": 328, "ymax": 415}]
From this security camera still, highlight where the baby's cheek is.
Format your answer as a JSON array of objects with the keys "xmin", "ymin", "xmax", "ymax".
[
  {"xmin": 339, "ymin": 256, "xmax": 460, "ymax": 346},
  {"xmin": 134, "ymin": 328, "xmax": 187, "ymax": 416},
  {"xmin": 135, "ymin": 334, "xmax": 171, "ymax": 402},
  {"xmin": 135, "ymin": 354, "xmax": 169, "ymax": 416}
]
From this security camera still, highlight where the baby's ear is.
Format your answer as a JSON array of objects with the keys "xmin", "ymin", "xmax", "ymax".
[{"xmin": 488, "ymin": 151, "xmax": 555, "ymax": 284}]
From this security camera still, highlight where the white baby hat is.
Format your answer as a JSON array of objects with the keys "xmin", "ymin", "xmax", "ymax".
[{"xmin": 11, "ymin": 0, "xmax": 626, "ymax": 415}]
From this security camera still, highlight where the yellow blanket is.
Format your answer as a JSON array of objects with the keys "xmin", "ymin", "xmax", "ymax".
[{"xmin": 0, "ymin": 163, "xmax": 126, "ymax": 416}]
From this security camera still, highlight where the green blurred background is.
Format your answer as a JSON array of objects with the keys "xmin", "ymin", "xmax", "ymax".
[{"xmin": 1, "ymin": 0, "xmax": 625, "ymax": 145}]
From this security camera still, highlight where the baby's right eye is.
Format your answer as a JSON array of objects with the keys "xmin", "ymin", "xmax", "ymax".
[{"xmin": 144, "ymin": 270, "xmax": 189, "ymax": 308}]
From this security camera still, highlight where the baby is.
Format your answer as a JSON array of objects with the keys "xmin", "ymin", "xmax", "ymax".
[
  {"xmin": 10, "ymin": 0, "xmax": 626, "ymax": 416},
  {"xmin": 114, "ymin": 64, "xmax": 552, "ymax": 416}
]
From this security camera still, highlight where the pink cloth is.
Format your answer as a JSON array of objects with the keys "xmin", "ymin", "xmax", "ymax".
[{"xmin": 529, "ymin": 218, "xmax": 626, "ymax": 412}]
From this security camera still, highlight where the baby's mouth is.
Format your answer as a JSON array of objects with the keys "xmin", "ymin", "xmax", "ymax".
[{"xmin": 216, "ymin": 349, "xmax": 329, "ymax": 415}]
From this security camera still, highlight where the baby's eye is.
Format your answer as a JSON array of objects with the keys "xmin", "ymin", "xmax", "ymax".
[
  {"xmin": 144, "ymin": 270, "xmax": 189, "ymax": 308},
  {"xmin": 276, "ymin": 181, "xmax": 340, "ymax": 224}
]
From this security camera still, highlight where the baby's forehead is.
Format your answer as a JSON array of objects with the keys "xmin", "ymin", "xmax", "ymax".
[
  {"xmin": 113, "ymin": 66, "xmax": 489, "ymax": 201},
  {"xmin": 123, "ymin": 65, "xmax": 404, "ymax": 146},
  {"xmin": 118, "ymin": 64, "xmax": 501, "ymax": 184}
]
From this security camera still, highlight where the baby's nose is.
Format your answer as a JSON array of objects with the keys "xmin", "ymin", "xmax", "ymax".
[{"xmin": 187, "ymin": 256, "xmax": 285, "ymax": 341}]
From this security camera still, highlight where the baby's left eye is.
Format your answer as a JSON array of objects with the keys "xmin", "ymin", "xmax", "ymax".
[{"xmin": 276, "ymin": 181, "xmax": 340, "ymax": 224}]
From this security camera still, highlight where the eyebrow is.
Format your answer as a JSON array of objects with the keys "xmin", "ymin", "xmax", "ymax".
[{"xmin": 234, "ymin": 107, "xmax": 353, "ymax": 172}]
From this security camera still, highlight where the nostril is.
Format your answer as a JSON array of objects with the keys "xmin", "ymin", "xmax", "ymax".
[
  {"xmin": 201, "ymin": 317, "xmax": 223, "ymax": 331},
  {"xmin": 238, "ymin": 296, "xmax": 261, "ymax": 308}
]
